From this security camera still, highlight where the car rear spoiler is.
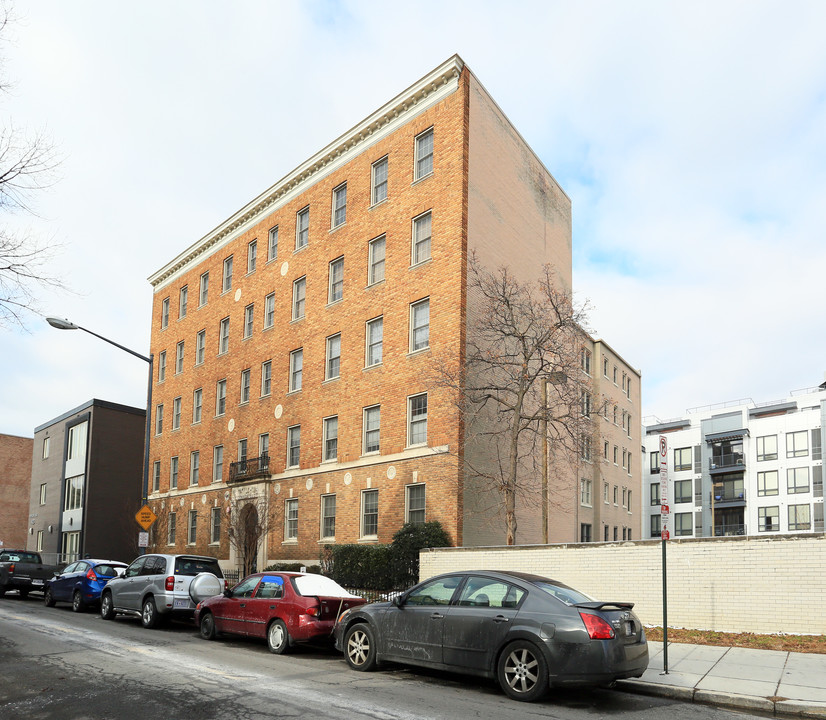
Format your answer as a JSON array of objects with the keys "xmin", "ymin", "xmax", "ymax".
[{"xmin": 575, "ymin": 601, "xmax": 635, "ymax": 611}]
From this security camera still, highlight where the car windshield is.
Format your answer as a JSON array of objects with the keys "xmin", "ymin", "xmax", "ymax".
[
  {"xmin": 0, "ymin": 552, "xmax": 40, "ymax": 563},
  {"xmin": 174, "ymin": 558, "xmax": 223, "ymax": 577},
  {"xmin": 293, "ymin": 574, "xmax": 360, "ymax": 598},
  {"xmin": 94, "ymin": 564, "xmax": 124, "ymax": 577},
  {"xmin": 533, "ymin": 581, "xmax": 594, "ymax": 605}
]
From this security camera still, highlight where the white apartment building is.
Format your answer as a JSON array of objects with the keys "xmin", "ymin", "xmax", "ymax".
[{"xmin": 642, "ymin": 383, "xmax": 825, "ymax": 539}]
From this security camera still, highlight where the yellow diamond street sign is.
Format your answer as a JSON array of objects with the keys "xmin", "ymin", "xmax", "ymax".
[{"xmin": 135, "ymin": 504, "xmax": 157, "ymax": 531}]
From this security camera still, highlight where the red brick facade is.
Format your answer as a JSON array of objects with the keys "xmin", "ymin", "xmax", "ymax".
[{"xmin": 0, "ymin": 433, "xmax": 33, "ymax": 549}]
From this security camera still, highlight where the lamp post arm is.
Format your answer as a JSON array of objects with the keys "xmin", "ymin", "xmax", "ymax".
[{"xmin": 76, "ymin": 325, "xmax": 152, "ymax": 364}]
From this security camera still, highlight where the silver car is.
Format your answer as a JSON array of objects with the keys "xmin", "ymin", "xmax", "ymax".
[{"xmin": 100, "ymin": 554, "xmax": 224, "ymax": 628}]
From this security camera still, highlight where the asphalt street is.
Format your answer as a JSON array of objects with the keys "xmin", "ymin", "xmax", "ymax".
[{"xmin": 0, "ymin": 594, "xmax": 772, "ymax": 720}]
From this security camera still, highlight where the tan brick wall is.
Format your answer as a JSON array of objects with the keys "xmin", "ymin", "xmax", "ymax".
[
  {"xmin": 0, "ymin": 434, "xmax": 33, "ymax": 549},
  {"xmin": 420, "ymin": 533, "xmax": 826, "ymax": 635}
]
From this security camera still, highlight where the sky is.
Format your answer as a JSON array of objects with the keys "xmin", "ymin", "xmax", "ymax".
[{"xmin": 2, "ymin": 0, "xmax": 826, "ymax": 438}]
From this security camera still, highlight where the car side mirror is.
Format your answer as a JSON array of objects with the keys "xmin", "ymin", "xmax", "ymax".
[
  {"xmin": 392, "ymin": 595, "xmax": 403, "ymax": 607},
  {"xmin": 223, "ymin": 589, "xmax": 232, "ymax": 598}
]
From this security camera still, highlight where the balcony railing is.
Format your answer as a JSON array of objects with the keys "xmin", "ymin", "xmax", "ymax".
[
  {"xmin": 229, "ymin": 454, "xmax": 270, "ymax": 483},
  {"xmin": 714, "ymin": 523, "xmax": 745, "ymax": 537},
  {"xmin": 709, "ymin": 453, "xmax": 745, "ymax": 470},
  {"xmin": 711, "ymin": 487, "xmax": 746, "ymax": 503}
]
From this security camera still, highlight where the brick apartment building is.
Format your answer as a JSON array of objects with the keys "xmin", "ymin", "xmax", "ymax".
[
  {"xmin": 0, "ymin": 433, "xmax": 33, "ymax": 549},
  {"xmin": 146, "ymin": 55, "xmax": 640, "ymax": 569}
]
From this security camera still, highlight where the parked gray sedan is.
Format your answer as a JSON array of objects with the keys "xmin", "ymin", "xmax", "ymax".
[{"xmin": 334, "ymin": 570, "xmax": 648, "ymax": 702}]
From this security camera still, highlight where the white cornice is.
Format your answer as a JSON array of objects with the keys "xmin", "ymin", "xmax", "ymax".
[{"xmin": 149, "ymin": 55, "xmax": 465, "ymax": 291}]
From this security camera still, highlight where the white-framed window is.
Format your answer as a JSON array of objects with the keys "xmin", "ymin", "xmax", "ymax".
[
  {"xmin": 332, "ymin": 182, "xmax": 347, "ymax": 228},
  {"xmin": 268, "ymin": 226, "xmax": 278, "ymax": 261},
  {"xmin": 210, "ymin": 507, "xmax": 221, "ymax": 544},
  {"xmin": 261, "ymin": 360, "xmax": 272, "ymax": 397},
  {"xmin": 199, "ymin": 271, "xmax": 209, "ymax": 306},
  {"xmin": 581, "ymin": 390, "xmax": 591, "ymax": 416},
  {"xmin": 787, "ymin": 431, "xmax": 808, "ymax": 458},
  {"xmin": 756, "ymin": 435, "xmax": 778, "ymax": 461},
  {"xmin": 243, "ymin": 304, "xmax": 254, "ymax": 339},
  {"xmin": 222, "ymin": 256, "xmax": 233, "ymax": 293},
  {"xmin": 323, "ymin": 416, "xmax": 338, "ymax": 462},
  {"xmin": 168, "ymin": 512, "xmax": 177, "ymax": 545},
  {"xmin": 158, "ymin": 351, "xmax": 166, "ymax": 383},
  {"xmin": 787, "ymin": 467, "xmax": 810, "ymax": 494},
  {"xmin": 155, "ymin": 404, "xmax": 164, "ymax": 435},
  {"xmin": 36, "ymin": 529, "xmax": 43, "ymax": 552},
  {"xmin": 161, "ymin": 297, "xmax": 169, "ymax": 329},
  {"xmin": 285, "ymin": 498, "xmax": 298, "ymax": 540},
  {"xmin": 296, "ymin": 206, "xmax": 309, "ymax": 250},
  {"xmin": 240, "ymin": 368, "xmax": 251, "ymax": 404},
  {"xmin": 758, "ymin": 506, "xmax": 779, "ymax": 532},
  {"xmin": 603, "ymin": 357, "xmax": 609, "ymax": 377},
  {"xmin": 190, "ymin": 451, "xmax": 199, "ymax": 486},
  {"xmin": 363, "ymin": 405, "xmax": 380, "ymax": 454},
  {"xmin": 215, "ymin": 379, "xmax": 227, "ymax": 416},
  {"xmin": 247, "ymin": 239, "xmax": 257, "ymax": 274},
  {"xmin": 237, "ymin": 438, "xmax": 248, "ymax": 466},
  {"xmin": 408, "ymin": 393, "xmax": 428, "ymax": 446},
  {"xmin": 179, "ymin": 285, "xmax": 188, "ymax": 319},
  {"xmin": 406, "ymin": 483, "xmax": 426, "ymax": 524},
  {"xmin": 411, "ymin": 210, "xmax": 432, "ymax": 265},
  {"xmin": 788, "ymin": 503, "xmax": 811, "ymax": 531},
  {"xmin": 219, "ymin": 317, "xmax": 230, "ymax": 354},
  {"xmin": 580, "ymin": 478, "xmax": 592, "ymax": 506},
  {"xmin": 372, "ymin": 156, "xmax": 388, "ymax": 205},
  {"xmin": 757, "ymin": 470, "xmax": 779, "ymax": 496},
  {"xmin": 368, "ymin": 234, "xmax": 386, "ymax": 285},
  {"xmin": 172, "ymin": 397, "xmax": 181, "ymax": 430},
  {"xmin": 152, "ymin": 461, "xmax": 160, "ymax": 492},
  {"xmin": 64, "ymin": 475, "xmax": 83, "ymax": 511},
  {"xmin": 326, "ymin": 333, "xmax": 341, "ymax": 380},
  {"xmin": 321, "ymin": 494, "xmax": 336, "ymax": 540},
  {"xmin": 175, "ymin": 341, "xmax": 184, "ymax": 374},
  {"xmin": 259, "ymin": 432, "xmax": 269, "ymax": 458},
  {"xmin": 196, "ymin": 329, "xmax": 206, "ymax": 365},
  {"xmin": 581, "ymin": 348, "xmax": 591, "ymax": 374},
  {"xmin": 292, "ymin": 276, "xmax": 306, "ymax": 320},
  {"xmin": 410, "ymin": 298, "xmax": 430, "ymax": 352},
  {"xmin": 414, "ymin": 127, "xmax": 434, "ymax": 180},
  {"xmin": 287, "ymin": 425, "xmax": 301, "ymax": 468},
  {"xmin": 366, "ymin": 316, "xmax": 383, "ymax": 367},
  {"xmin": 328, "ymin": 256, "xmax": 344, "ymax": 303},
  {"xmin": 289, "ymin": 348, "xmax": 303, "ymax": 392},
  {"xmin": 193, "ymin": 388, "xmax": 202, "ymax": 424},
  {"xmin": 39, "ymin": 482, "xmax": 47, "ymax": 505},
  {"xmin": 361, "ymin": 489, "xmax": 378, "ymax": 538},
  {"xmin": 187, "ymin": 510, "xmax": 197, "ymax": 544},
  {"xmin": 170, "ymin": 456, "xmax": 179, "ymax": 490},
  {"xmin": 213, "ymin": 445, "xmax": 223, "ymax": 483},
  {"xmin": 264, "ymin": 292, "xmax": 275, "ymax": 329}
]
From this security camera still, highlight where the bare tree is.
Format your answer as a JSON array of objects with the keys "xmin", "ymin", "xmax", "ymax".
[
  {"xmin": 226, "ymin": 494, "xmax": 278, "ymax": 577},
  {"xmin": 435, "ymin": 252, "xmax": 602, "ymax": 545}
]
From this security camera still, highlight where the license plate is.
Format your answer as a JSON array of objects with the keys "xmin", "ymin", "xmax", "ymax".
[
  {"xmin": 624, "ymin": 621, "xmax": 634, "ymax": 637},
  {"xmin": 31, "ymin": 579, "xmax": 44, "ymax": 586},
  {"xmin": 173, "ymin": 598, "xmax": 190, "ymax": 609}
]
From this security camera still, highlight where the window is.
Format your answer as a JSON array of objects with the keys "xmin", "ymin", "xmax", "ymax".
[
  {"xmin": 222, "ymin": 256, "xmax": 233, "ymax": 293},
  {"xmin": 210, "ymin": 507, "xmax": 221, "ymax": 544},
  {"xmin": 161, "ymin": 297, "xmax": 169, "ymax": 329},
  {"xmin": 268, "ymin": 226, "xmax": 278, "ymax": 261},
  {"xmin": 581, "ymin": 348, "xmax": 591, "ymax": 374},
  {"xmin": 368, "ymin": 234, "xmax": 385, "ymax": 285},
  {"xmin": 581, "ymin": 436, "xmax": 592, "ymax": 462},
  {"xmin": 326, "ymin": 333, "xmax": 341, "ymax": 380},
  {"xmin": 759, "ymin": 506, "xmax": 779, "ymax": 532},
  {"xmin": 650, "ymin": 514, "xmax": 661, "ymax": 538},
  {"xmin": 408, "ymin": 393, "xmax": 428, "ymax": 446},
  {"xmin": 627, "ymin": 489, "xmax": 632, "ymax": 510},
  {"xmin": 190, "ymin": 451, "xmax": 199, "ymax": 486},
  {"xmin": 787, "ymin": 467, "xmax": 810, "ymax": 494},
  {"xmin": 263, "ymin": 292, "xmax": 275, "ymax": 329},
  {"xmin": 199, "ymin": 271, "xmax": 209, "ymax": 306},
  {"xmin": 674, "ymin": 479, "xmax": 692, "ymax": 504},
  {"xmin": 756, "ymin": 434, "xmax": 778, "ymax": 461},
  {"xmin": 188, "ymin": 511, "xmax": 197, "ymax": 544},
  {"xmin": 757, "ymin": 470, "xmax": 779, "ymax": 496},
  {"xmin": 292, "ymin": 276, "xmax": 306, "ymax": 320},
  {"xmin": 674, "ymin": 512, "xmax": 692, "ymax": 537},
  {"xmin": 289, "ymin": 349, "xmax": 303, "ymax": 392},
  {"xmin": 328, "ymin": 257, "xmax": 344, "ymax": 303},
  {"xmin": 172, "ymin": 397, "xmax": 181, "ymax": 430},
  {"xmin": 361, "ymin": 489, "xmax": 378, "ymax": 537},
  {"xmin": 366, "ymin": 316, "xmax": 383, "ymax": 366},
  {"xmin": 219, "ymin": 317, "xmax": 230, "ymax": 354},
  {"xmin": 213, "ymin": 445, "xmax": 223, "ymax": 483},
  {"xmin": 244, "ymin": 304, "xmax": 254, "ymax": 339},
  {"xmin": 580, "ymin": 523, "xmax": 592, "ymax": 543},
  {"xmin": 193, "ymin": 388, "xmax": 203, "ymax": 423},
  {"xmin": 371, "ymin": 156, "xmax": 388, "ymax": 205},
  {"xmin": 247, "ymin": 239, "xmax": 257, "ymax": 274},
  {"xmin": 287, "ymin": 426, "xmax": 300, "ymax": 468},
  {"xmin": 179, "ymin": 286, "xmax": 188, "ymax": 318},
  {"xmin": 158, "ymin": 351, "xmax": 166, "ymax": 383},
  {"xmin": 613, "ymin": 366, "xmax": 618, "ymax": 384},
  {"xmin": 240, "ymin": 369, "xmax": 251, "ymax": 404},
  {"xmin": 323, "ymin": 416, "xmax": 338, "ymax": 462},
  {"xmin": 580, "ymin": 478, "xmax": 592, "ymax": 506},
  {"xmin": 259, "ymin": 433, "xmax": 269, "ymax": 458},
  {"xmin": 332, "ymin": 183, "xmax": 347, "ymax": 228},
  {"xmin": 650, "ymin": 482, "xmax": 660, "ymax": 506},
  {"xmin": 787, "ymin": 431, "xmax": 808, "ymax": 458},
  {"xmin": 152, "ymin": 461, "xmax": 160, "ymax": 492},
  {"xmin": 175, "ymin": 341, "xmax": 184, "ymax": 374},
  {"xmin": 170, "ymin": 456, "xmax": 179, "ymax": 490},
  {"xmin": 603, "ymin": 441, "xmax": 609, "ymax": 459},
  {"xmin": 788, "ymin": 503, "xmax": 811, "ymax": 531},
  {"xmin": 168, "ymin": 512, "xmax": 177, "ymax": 545},
  {"xmin": 321, "ymin": 495, "xmax": 336, "ymax": 540},
  {"xmin": 363, "ymin": 405, "xmax": 380, "ymax": 454},
  {"xmin": 261, "ymin": 361, "xmax": 272, "ymax": 397},
  {"xmin": 406, "ymin": 484, "xmax": 426, "ymax": 524},
  {"xmin": 613, "ymin": 485, "xmax": 618, "ymax": 505},
  {"xmin": 238, "ymin": 438, "xmax": 248, "ymax": 465},
  {"xmin": 613, "ymin": 446, "xmax": 618, "ymax": 464},
  {"xmin": 36, "ymin": 530, "xmax": 43, "ymax": 552},
  {"xmin": 216, "ymin": 379, "xmax": 227, "ymax": 416},
  {"xmin": 196, "ymin": 329, "xmax": 205, "ymax": 365},
  {"xmin": 581, "ymin": 390, "xmax": 591, "ymax": 416},
  {"xmin": 674, "ymin": 447, "xmax": 692, "ymax": 471},
  {"xmin": 412, "ymin": 211, "xmax": 432, "ymax": 265},
  {"xmin": 622, "ymin": 487, "xmax": 627, "ymax": 507},
  {"xmin": 39, "ymin": 482, "xmax": 47, "ymax": 505},
  {"xmin": 155, "ymin": 404, "xmax": 164, "ymax": 435},
  {"xmin": 649, "ymin": 450, "xmax": 659, "ymax": 474},
  {"xmin": 296, "ymin": 206, "xmax": 309, "ymax": 250},
  {"xmin": 603, "ymin": 482, "xmax": 609, "ymax": 503},
  {"xmin": 285, "ymin": 498, "xmax": 298, "ymax": 540},
  {"xmin": 603, "ymin": 357, "xmax": 609, "ymax": 377},
  {"xmin": 410, "ymin": 298, "xmax": 430, "ymax": 351},
  {"xmin": 414, "ymin": 127, "xmax": 434, "ymax": 180}
]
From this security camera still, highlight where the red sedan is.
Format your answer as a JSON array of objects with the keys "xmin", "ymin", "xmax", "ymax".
[{"xmin": 195, "ymin": 572, "xmax": 366, "ymax": 654}]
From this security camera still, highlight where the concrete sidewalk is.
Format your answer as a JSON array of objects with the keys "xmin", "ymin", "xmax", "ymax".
[{"xmin": 616, "ymin": 642, "xmax": 826, "ymax": 718}]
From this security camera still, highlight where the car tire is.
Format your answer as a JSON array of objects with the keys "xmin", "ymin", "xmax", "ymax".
[
  {"xmin": 343, "ymin": 623, "xmax": 378, "ymax": 672},
  {"xmin": 72, "ymin": 590, "xmax": 85, "ymax": 613},
  {"xmin": 200, "ymin": 612, "xmax": 217, "ymax": 641},
  {"xmin": 267, "ymin": 619, "xmax": 290, "ymax": 654},
  {"xmin": 141, "ymin": 597, "xmax": 160, "ymax": 629},
  {"xmin": 497, "ymin": 640, "xmax": 549, "ymax": 702},
  {"xmin": 100, "ymin": 592, "xmax": 115, "ymax": 620},
  {"xmin": 44, "ymin": 588, "xmax": 56, "ymax": 607}
]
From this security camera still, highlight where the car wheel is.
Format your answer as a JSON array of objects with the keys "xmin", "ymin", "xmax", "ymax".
[
  {"xmin": 267, "ymin": 619, "xmax": 290, "ymax": 654},
  {"xmin": 72, "ymin": 590, "xmax": 86, "ymax": 613},
  {"xmin": 44, "ymin": 588, "xmax": 56, "ymax": 607},
  {"xmin": 200, "ymin": 612, "xmax": 217, "ymax": 641},
  {"xmin": 497, "ymin": 640, "xmax": 549, "ymax": 702},
  {"xmin": 141, "ymin": 597, "xmax": 160, "ymax": 629},
  {"xmin": 344, "ymin": 623, "xmax": 378, "ymax": 672},
  {"xmin": 100, "ymin": 592, "xmax": 115, "ymax": 620}
]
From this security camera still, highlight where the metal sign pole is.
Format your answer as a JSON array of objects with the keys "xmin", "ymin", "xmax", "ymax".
[{"xmin": 659, "ymin": 435, "xmax": 670, "ymax": 675}]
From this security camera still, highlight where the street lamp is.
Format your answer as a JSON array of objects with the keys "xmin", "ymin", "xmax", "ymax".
[{"xmin": 46, "ymin": 317, "xmax": 154, "ymax": 516}]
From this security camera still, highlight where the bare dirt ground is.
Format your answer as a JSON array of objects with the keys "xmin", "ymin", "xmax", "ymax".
[{"xmin": 645, "ymin": 627, "xmax": 826, "ymax": 654}]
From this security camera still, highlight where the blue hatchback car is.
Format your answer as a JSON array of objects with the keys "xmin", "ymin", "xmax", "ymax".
[{"xmin": 44, "ymin": 559, "xmax": 127, "ymax": 612}]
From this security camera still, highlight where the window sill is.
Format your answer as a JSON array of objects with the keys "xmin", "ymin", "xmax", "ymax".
[
  {"xmin": 318, "ymin": 538, "xmax": 335, "ymax": 544},
  {"xmin": 407, "ymin": 347, "xmax": 431, "ymax": 358},
  {"xmin": 281, "ymin": 539, "xmax": 298, "ymax": 545},
  {"xmin": 365, "ymin": 279, "xmax": 385, "ymax": 290},
  {"xmin": 364, "ymin": 362, "xmax": 383, "ymax": 371},
  {"xmin": 329, "ymin": 222, "xmax": 346, "ymax": 234},
  {"xmin": 326, "ymin": 298, "xmax": 343, "ymax": 308},
  {"xmin": 369, "ymin": 198, "xmax": 388, "ymax": 210},
  {"xmin": 411, "ymin": 171, "xmax": 434, "ymax": 186},
  {"xmin": 361, "ymin": 451, "xmax": 381, "ymax": 459},
  {"xmin": 358, "ymin": 537, "xmax": 379, "ymax": 544},
  {"xmin": 290, "ymin": 316, "xmax": 305, "ymax": 325},
  {"xmin": 323, "ymin": 376, "xmax": 340, "ymax": 385},
  {"xmin": 293, "ymin": 245, "xmax": 308, "ymax": 255},
  {"xmin": 405, "ymin": 442, "xmax": 428, "ymax": 451},
  {"xmin": 286, "ymin": 388, "xmax": 301, "ymax": 396},
  {"xmin": 409, "ymin": 257, "xmax": 432, "ymax": 271}
]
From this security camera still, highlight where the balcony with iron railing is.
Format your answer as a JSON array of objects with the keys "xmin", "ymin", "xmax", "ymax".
[
  {"xmin": 709, "ymin": 453, "xmax": 745, "ymax": 471},
  {"xmin": 229, "ymin": 454, "xmax": 270, "ymax": 483},
  {"xmin": 713, "ymin": 523, "xmax": 745, "ymax": 537},
  {"xmin": 711, "ymin": 486, "xmax": 746, "ymax": 504}
]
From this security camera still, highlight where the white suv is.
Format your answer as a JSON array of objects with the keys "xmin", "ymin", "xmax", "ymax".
[{"xmin": 100, "ymin": 554, "xmax": 224, "ymax": 628}]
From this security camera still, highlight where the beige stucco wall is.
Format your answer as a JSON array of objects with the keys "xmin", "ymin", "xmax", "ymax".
[{"xmin": 419, "ymin": 533, "xmax": 826, "ymax": 635}]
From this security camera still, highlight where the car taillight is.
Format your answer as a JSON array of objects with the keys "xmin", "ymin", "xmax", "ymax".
[
  {"xmin": 306, "ymin": 605, "xmax": 320, "ymax": 617},
  {"xmin": 165, "ymin": 576, "xmax": 175, "ymax": 591},
  {"xmin": 8, "ymin": 563, "xmax": 14, "ymax": 573},
  {"xmin": 86, "ymin": 568, "xmax": 98, "ymax": 582},
  {"xmin": 579, "ymin": 611, "xmax": 615, "ymax": 640}
]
